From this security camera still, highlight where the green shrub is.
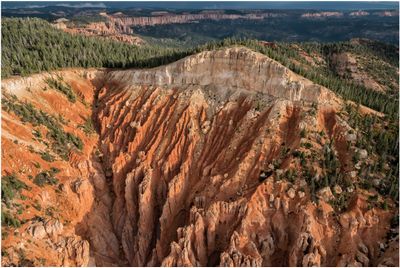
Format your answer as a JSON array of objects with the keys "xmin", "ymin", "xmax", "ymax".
[
  {"xmin": 302, "ymin": 142, "xmax": 312, "ymax": 149},
  {"xmin": 49, "ymin": 167, "xmax": 60, "ymax": 174},
  {"xmin": 32, "ymin": 129, "xmax": 42, "ymax": 139},
  {"xmin": 33, "ymin": 162, "xmax": 41, "ymax": 168},
  {"xmin": 66, "ymin": 133, "xmax": 83, "ymax": 150},
  {"xmin": 33, "ymin": 171, "xmax": 59, "ymax": 187},
  {"xmin": 1, "ymin": 210, "xmax": 21, "ymax": 228},
  {"xmin": 382, "ymin": 200, "xmax": 389, "ymax": 210},
  {"xmin": 45, "ymin": 207, "xmax": 55, "ymax": 217},
  {"xmin": 28, "ymin": 145, "xmax": 36, "ymax": 153},
  {"xmin": 40, "ymin": 151, "xmax": 55, "ymax": 162},
  {"xmin": 1, "ymin": 174, "xmax": 29, "ymax": 206},
  {"xmin": 300, "ymin": 128, "xmax": 307, "ymax": 138},
  {"xmin": 79, "ymin": 117, "xmax": 95, "ymax": 135}
]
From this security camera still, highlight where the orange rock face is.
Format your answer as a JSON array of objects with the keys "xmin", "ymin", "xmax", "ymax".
[
  {"xmin": 1, "ymin": 49, "xmax": 398, "ymax": 267},
  {"xmin": 53, "ymin": 21, "xmax": 145, "ymax": 46}
]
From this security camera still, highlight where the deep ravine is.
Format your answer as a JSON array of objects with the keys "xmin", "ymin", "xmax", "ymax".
[{"xmin": 1, "ymin": 48, "xmax": 398, "ymax": 267}]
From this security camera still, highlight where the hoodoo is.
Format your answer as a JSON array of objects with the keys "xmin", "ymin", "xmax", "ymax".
[{"xmin": 1, "ymin": 48, "xmax": 398, "ymax": 266}]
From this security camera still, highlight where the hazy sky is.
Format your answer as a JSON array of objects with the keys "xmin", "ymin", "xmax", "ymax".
[{"xmin": 2, "ymin": 1, "xmax": 399, "ymax": 10}]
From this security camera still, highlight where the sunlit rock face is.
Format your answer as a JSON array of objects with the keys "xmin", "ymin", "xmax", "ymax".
[{"xmin": 1, "ymin": 48, "xmax": 397, "ymax": 267}]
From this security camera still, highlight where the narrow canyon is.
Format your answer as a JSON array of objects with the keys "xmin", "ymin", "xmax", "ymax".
[{"xmin": 1, "ymin": 47, "xmax": 398, "ymax": 266}]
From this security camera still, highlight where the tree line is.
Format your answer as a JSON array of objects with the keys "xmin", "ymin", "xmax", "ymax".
[
  {"xmin": 1, "ymin": 17, "xmax": 192, "ymax": 78},
  {"xmin": 2, "ymin": 18, "xmax": 398, "ymax": 119}
]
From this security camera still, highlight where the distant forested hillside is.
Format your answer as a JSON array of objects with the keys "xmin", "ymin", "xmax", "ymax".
[{"xmin": 134, "ymin": 13, "xmax": 399, "ymax": 47}]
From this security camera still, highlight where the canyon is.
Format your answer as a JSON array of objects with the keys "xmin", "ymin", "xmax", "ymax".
[
  {"xmin": 53, "ymin": 19, "xmax": 145, "ymax": 45},
  {"xmin": 103, "ymin": 11, "xmax": 284, "ymax": 31},
  {"xmin": 44, "ymin": 9, "xmax": 399, "ymax": 46},
  {"xmin": 1, "ymin": 47, "xmax": 398, "ymax": 266},
  {"xmin": 100, "ymin": 10, "xmax": 399, "ymax": 31},
  {"xmin": 52, "ymin": 11, "xmax": 285, "ymax": 44}
]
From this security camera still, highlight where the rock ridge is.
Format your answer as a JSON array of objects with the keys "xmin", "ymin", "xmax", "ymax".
[
  {"xmin": 106, "ymin": 47, "xmax": 337, "ymax": 105},
  {"xmin": 1, "ymin": 47, "xmax": 397, "ymax": 267}
]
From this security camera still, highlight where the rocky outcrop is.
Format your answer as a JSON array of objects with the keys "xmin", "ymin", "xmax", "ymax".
[
  {"xmin": 53, "ymin": 21, "xmax": 145, "ymax": 45},
  {"xmin": 103, "ymin": 12, "xmax": 286, "ymax": 31},
  {"xmin": 301, "ymin": 12, "xmax": 343, "ymax": 18},
  {"xmin": 349, "ymin": 11, "xmax": 370, "ymax": 16},
  {"xmin": 374, "ymin": 10, "xmax": 399, "ymax": 17},
  {"xmin": 92, "ymin": 47, "xmax": 395, "ymax": 266},
  {"xmin": 1, "ymin": 69, "xmax": 116, "ymax": 266},
  {"xmin": 106, "ymin": 47, "xmax": 337, "ymax": 104},
  {"xmin": 1, "ymin": 47, "xmax": 398, "ymax": 267},
  {"xmin": 57, "ymin": 237, "xmax": 90, "ymax": 267},
  {"xmin": 328, "ymin": 52, "xmax": 386, "ymax": 92}
]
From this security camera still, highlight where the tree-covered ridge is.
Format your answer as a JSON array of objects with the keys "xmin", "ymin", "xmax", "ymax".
[
  {"xmin": 2, "ymin": 18, "xmax": 398, "ymax": 119},
  {"xmin": 289, "ymin": 40, "xmax": 399, "ymax": 94},
  {"xmin": 275, "ymin": 41, "xmax": 399, "ymax": 118},
  {"xmin": 196, "ymin": 38, "xmax": 399, "ymax": 119},
  {"xmin": 1, "ymin": 17, "xmax": 191, "ymax": 78}
]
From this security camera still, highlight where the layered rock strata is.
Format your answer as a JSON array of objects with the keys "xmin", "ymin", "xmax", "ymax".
[{"xmin": 1, "ymin": 47, "xmax": 398, "ymax": 267}]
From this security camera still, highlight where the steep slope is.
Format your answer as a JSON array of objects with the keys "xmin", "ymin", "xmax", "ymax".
[
  {"xmin": 260, "ymin": 40, "xmax": 399, "ymax": 117},
  {"xmin": 105, "ymin": 47, "xmax": 336, "ymax": 103},
  {"xmin": 1, "ymin": 69, "xmax": 124, "ymax": 266},
  {"xmin": 1, "ymin": 47, "xmax": 398, "ymax": 267}
]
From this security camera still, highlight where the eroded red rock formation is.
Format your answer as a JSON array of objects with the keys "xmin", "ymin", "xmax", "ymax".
[
  {"xmin": 53, "ymin": 21, "xmax": 145, "ymax": 45},
  {"xmin": 1, "ymin": 48, "xmax": 398, "ymax": 266},
  {"xmin": 103, "ymin": 12, "xmax": 285, "ymax": 32}
]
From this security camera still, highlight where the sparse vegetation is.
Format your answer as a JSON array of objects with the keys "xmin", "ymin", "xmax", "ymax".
[
  {"xmin": 329, "ymin": 192, "xmax": 351, "ymax": 212},
  {"xmin": 1, "ymin": 211, "xmax": 21, "ymax": 228},
  {"xmin": 32, "ymin": 129, "xmax": 42, "ymax": 139},
  {"xmin": 322, "ymin": 140, "xmax": 340, "ymax": 187},
  {"xmin": 79, "ymin": 117, "xmax": 95, "ymax": 135},
  {"xmin": 45, "ymin": 77, "xmax": 76, "ymax": 103},
  {"xmin": 344, "ymin": 103, "xmax": 398, "ymax": 202},
  {"xmin": 2, "ymin": 94, "xmax": 83, "ymax": 160},
  {"xmin": 1, "ymin": 174, "xmax": 29, "ymax": 207}
]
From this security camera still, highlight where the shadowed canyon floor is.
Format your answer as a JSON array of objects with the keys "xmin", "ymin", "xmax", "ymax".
[{"xmin": 1, "ymin": 47, "xmax": 398, "ymax": 266}]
